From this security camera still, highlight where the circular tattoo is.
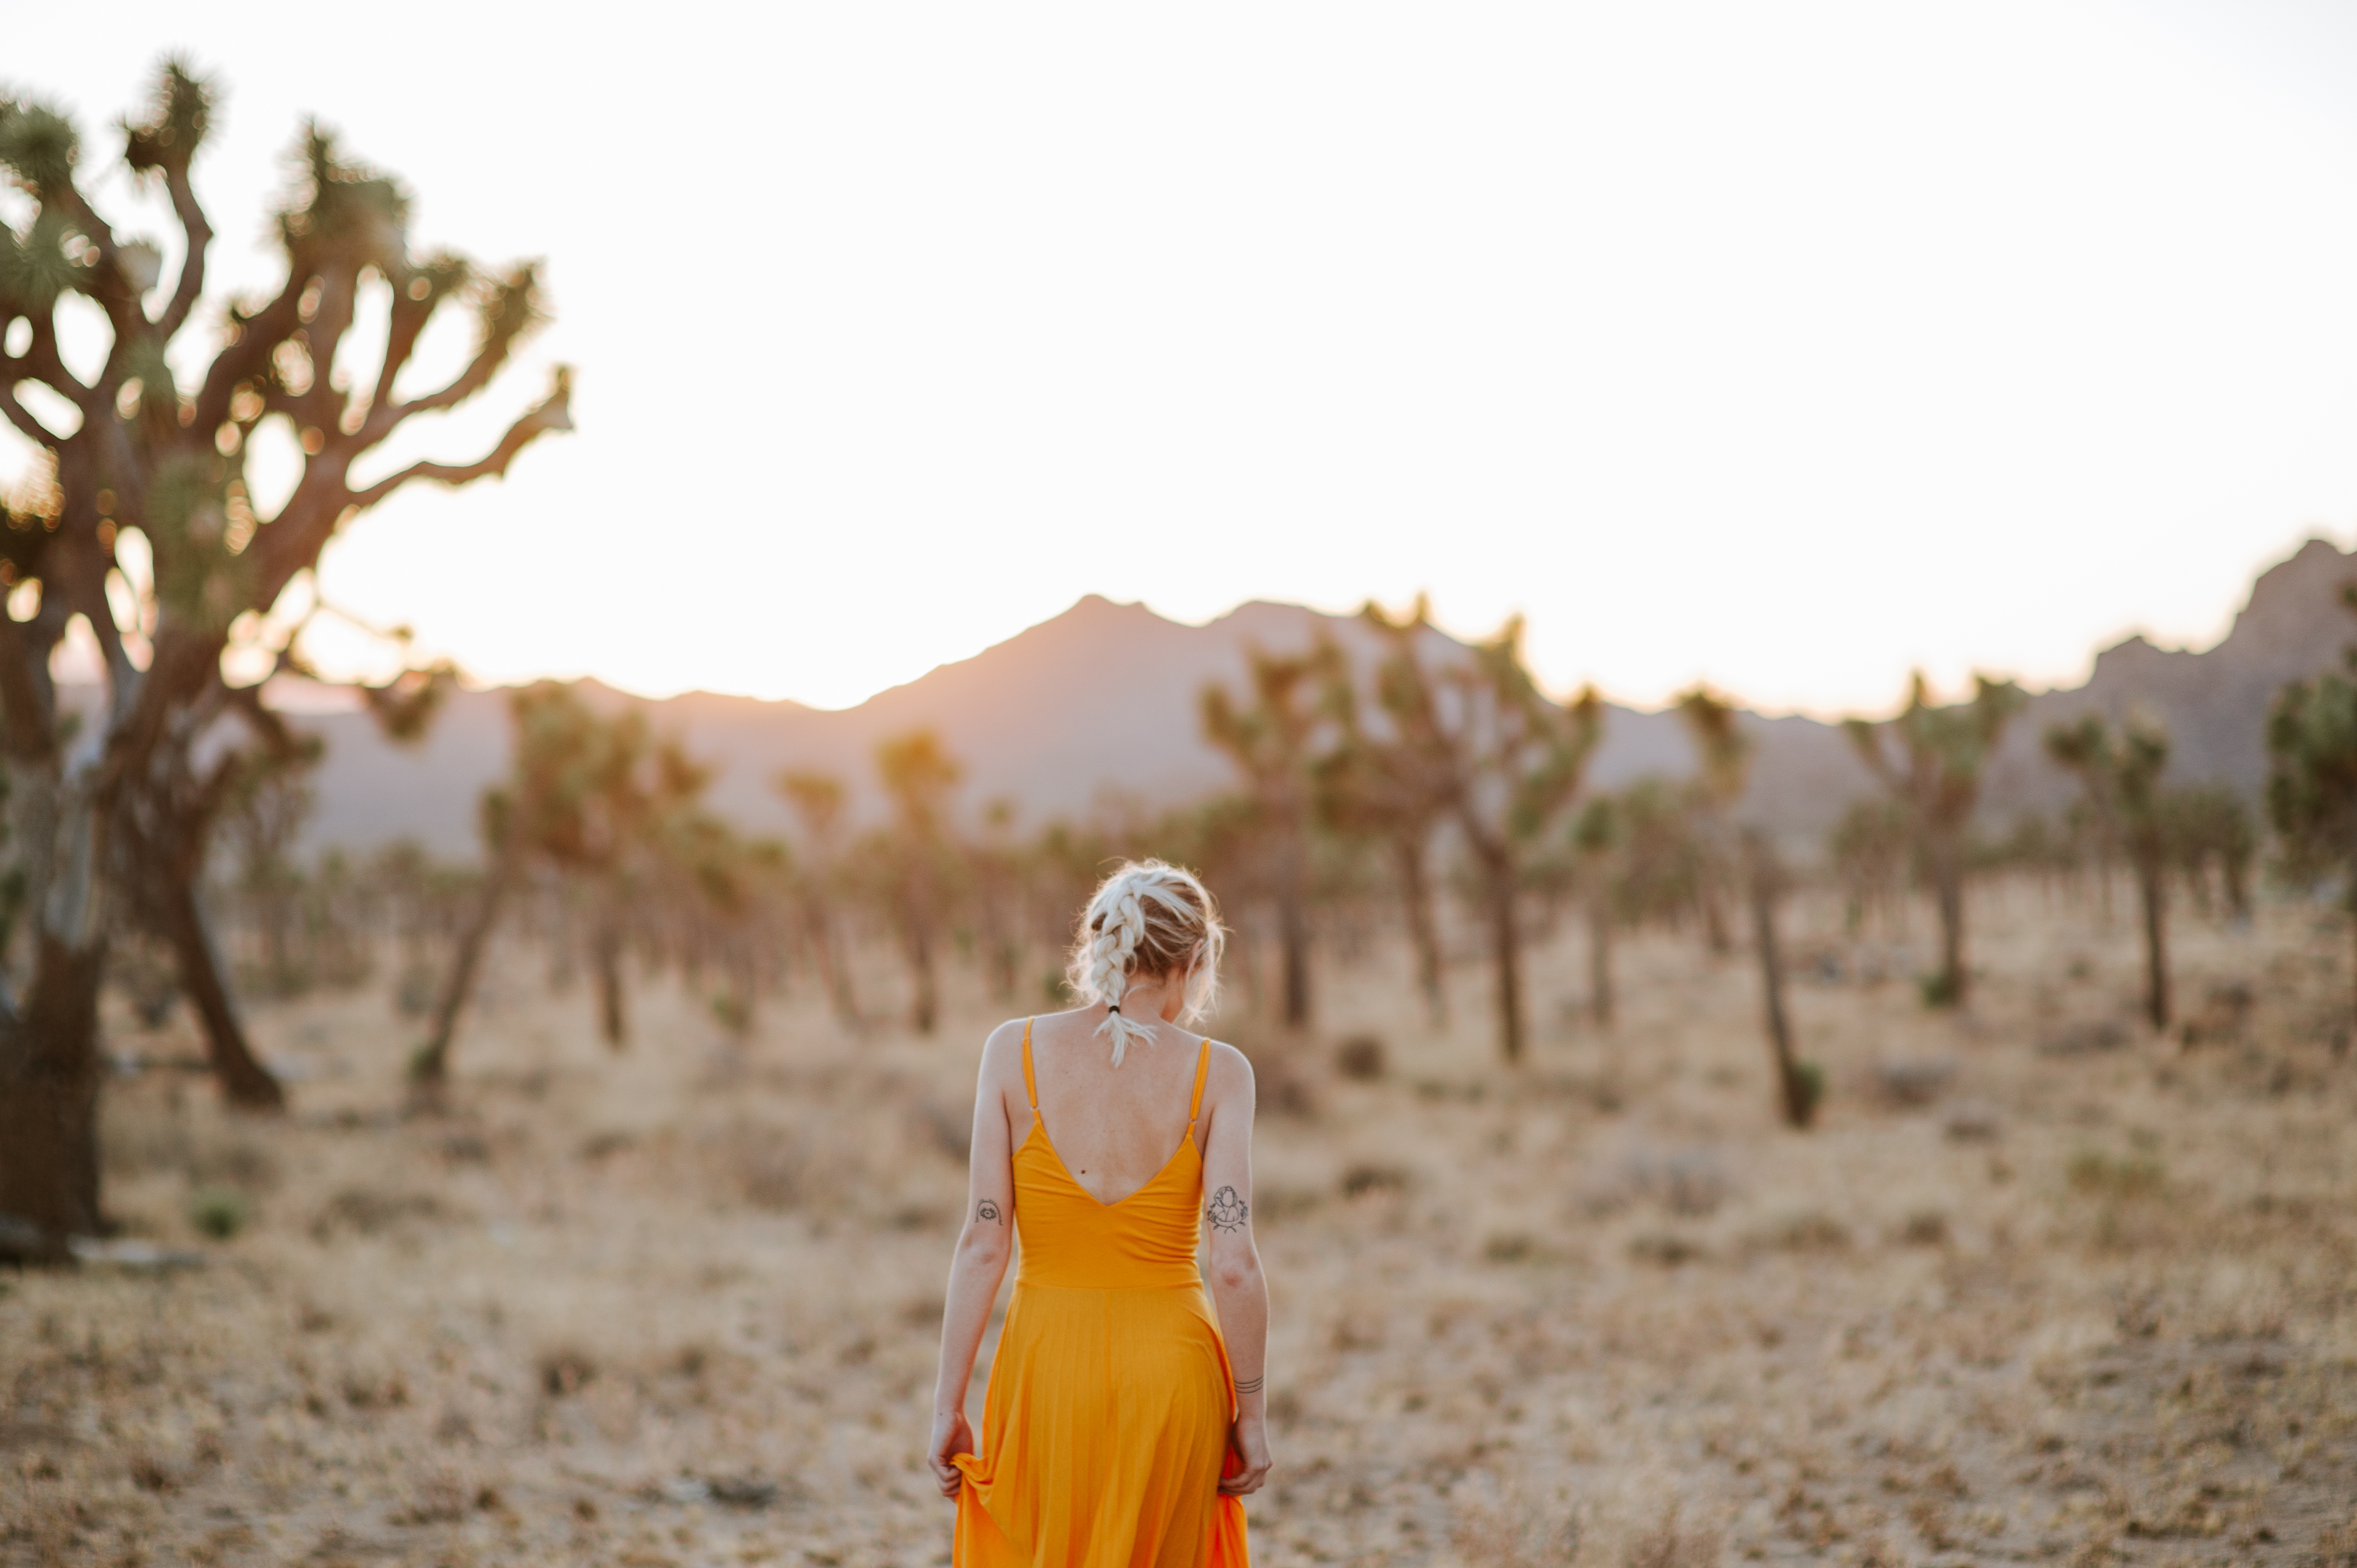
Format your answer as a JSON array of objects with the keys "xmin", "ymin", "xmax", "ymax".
[
  {"xmin": 976, "ymin": 1200, "xmax": 1002, "ymax": 1224},
  {"xmin": 1207, "ymin": 1186, "xmax": 1248, "ymax": 1233}
]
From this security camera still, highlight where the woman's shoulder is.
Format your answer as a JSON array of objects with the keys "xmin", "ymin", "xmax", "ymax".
[{"xmin": 1200, "ymin": 1038, "xmax": 1256, "ymax": 1096}]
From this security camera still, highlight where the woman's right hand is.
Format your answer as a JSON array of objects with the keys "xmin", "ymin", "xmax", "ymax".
[
  {"xmin": 1220, "ymin": 1413, "xmax": 1271, "ymax": 1496},
  {"xmin": 927, "ymin": 1407, "xmax": 976, "ymax": 1498}
]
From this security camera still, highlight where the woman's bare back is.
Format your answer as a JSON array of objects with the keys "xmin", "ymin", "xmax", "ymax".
[{"xmin": 1008, "ymin": 1008, "xmax": 1207, "ymax": 1207}]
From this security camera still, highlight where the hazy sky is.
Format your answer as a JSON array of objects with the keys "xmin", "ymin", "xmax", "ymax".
[{"xmin": 11, "ymin": 1, "xmax": 2357, "ymax": 715}]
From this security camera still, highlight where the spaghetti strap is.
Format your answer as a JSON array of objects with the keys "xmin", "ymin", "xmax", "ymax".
[
  {"xmin": 1021, "ymin": 1018, "xmax": 1038, "ymax": 1110},
  {"xmin": 1187, "ymin": 1038, "xmax": 1211, "ymax": 1133}
]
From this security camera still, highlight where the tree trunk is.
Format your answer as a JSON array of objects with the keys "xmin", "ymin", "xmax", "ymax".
[
  {"xmin": 1930, "ymin": 830, "xmax": 1967, "ymax": 1007},
  {"xmin": 1699, "ymin": 863, "xmax": 1731, "ymax": 956},
  {"xmin": 0, "ymin": 934, "xmax": 109, "ymax": 1258},
  {"xmin": 2135, "ymin": 848, "xmax": 2170, "ymax": 1031},
  {"xmin": 1394, "ymin": 835, "xmax": 1446, "ymax": 1025},
  {"xmin": 806, "ymin": 899, "xmax": 860, "ymax": 1026},
  {"xmin": 1745, "ymin": 836, "xmax": 1812, "ymax": 1128},
  {"xmin": 908, "ymin": 918, "xmax": 938, "ymax": 1034},
  {"xmin": 1483, "ymin": 853, "xmax": 1523, "ymax": 1064},
  {"xmin": 412, "ymin": 857, "xmax": 513, "ymax": 1085},
  {"xmin": 1588, "ymin": 884, "xmax": 1614, "ymax": 1029},
  {"xmin": 592, "ymin": 905, "xmax": 628, "ymax": 1048},
  {"xmin": 156, "ymin": 867, "xmax": 284, "ymax": 1109}
]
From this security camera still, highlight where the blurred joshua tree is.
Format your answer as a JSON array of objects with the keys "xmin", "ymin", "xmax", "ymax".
[
  {"xmin": 1827, "ymin": 797, "xmax": 1910, "ymax": 939},
  {"xmin": 414, "ymin": 685, "xmax": 714, "ymax": 1084},
  {"xmin": 1672, "ymin": 685, "xmax": 1753, "ymax": 954},
  {"xmin": 1359, "ymin": 602, "xmax": 1601, "ymax": 1064},
  {"xmin": 1203, "ymin": 643, "xmax": 1345, "ymax": 1029},
  {"xmin": 970, "ymin": 797, "xmax": 1029, "ymax": 1003},
  {"xmin": 2164, "ymin": 785, "xmax": 2253, "ymax": 925},
  {"xmin": 0, "ymin": 63, "xmax": 570, "ymax": 1253},
  {"xmin": 1568, "ymin": 794, "xmax": 1620, "ymax": 1028},
  {"xmin": 1320, "ymin": 600, "xmax": 1454, "ymax": 1025},
  {"xmin": 776, "ymin": 769, "xmax": 862, "ymax": 1025},
  {"xmin": 1743, "ymin": 829, "xmax": 1819, "ymax": 1128},
  {"xmin": 2266, "ymin": 585, "xmax": 2357, "ymax": 1017},
  {"xmin": 1843, "ymin": 673, "xmax": 2026, "ymax": 1008},
  {"xmin": 875, "ymin": 729, "xmax": 963, "ymax": 1034},
  {"xmin": 2046, "ymin": 711, "xmax": 2174, "ymax": 1030}
]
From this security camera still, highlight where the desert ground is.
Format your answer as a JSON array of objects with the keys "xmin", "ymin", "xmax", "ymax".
[{"xmin": 3, "ymin": 885, "xmax": 2354, "ymax": 1568}]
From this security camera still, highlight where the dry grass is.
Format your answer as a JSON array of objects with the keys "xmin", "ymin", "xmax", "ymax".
[{"xmin": 3, "ymin": 882, "xmax": 2354, "ymax": 1566}]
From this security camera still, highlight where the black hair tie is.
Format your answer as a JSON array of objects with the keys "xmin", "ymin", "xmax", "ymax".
[{"xmin": 1108, "ymin": 1002, "xmax": 1122, "ymax": 1015}]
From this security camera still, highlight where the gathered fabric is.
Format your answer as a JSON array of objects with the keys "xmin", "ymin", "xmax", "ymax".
[{"xmin": 953, "ymin": 1021, "xmax": 1251, "ymax": 1567}]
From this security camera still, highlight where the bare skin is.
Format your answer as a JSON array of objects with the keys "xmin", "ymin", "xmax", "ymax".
[{"xmin": 926, "ymin": 961, "xmax": 1273, "ymax": 1503}]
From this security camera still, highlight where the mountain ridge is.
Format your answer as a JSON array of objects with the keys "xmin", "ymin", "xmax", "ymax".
[{"xmin": 287, "ymin": 541, "xmax": 2357, "ymax": 857}]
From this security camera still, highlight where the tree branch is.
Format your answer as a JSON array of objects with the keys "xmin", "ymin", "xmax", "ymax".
[
  {"xmin": 153, "ymin": 163, "xmax": 213, "ymax": 341},
  {"xmin": 346, "ymin": 366, "xmax": 572, "ymax": 511}
]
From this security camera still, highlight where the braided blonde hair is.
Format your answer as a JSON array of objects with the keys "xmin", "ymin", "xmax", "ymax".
[{"xmin": 1065, "ymin": 860, "xmax": 1226, "ymax": 1065}]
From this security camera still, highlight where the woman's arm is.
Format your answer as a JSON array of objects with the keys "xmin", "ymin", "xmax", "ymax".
[
  {"xmin": 1199, "ymin": 1043, "xmax": 1271, "ymax": 1497},
  {"xmin": 927, "ymin": 1021, "xmax": 1021, "ymax": 1498}
]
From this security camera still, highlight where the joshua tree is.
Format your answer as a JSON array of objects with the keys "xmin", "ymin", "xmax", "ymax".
[
  {"xmin": 2267, "ymin": 590, "xmax": 2357, "ymax": 1017},
  {"xmin": 1202, "ymin": 643, "xmax": 1344, "ymax": 1030},
  {"xmin": 1743, "ymin": 829, "xmax": 1819, "ymax": 1128},
  {"xmin": 2046, "ymin": 711, "xmax": 2173, "ymax": 1029},
  {"xmin": 413, "ymin": 686, "xmax": 712, "ymax": 1082},
  {"xmin": 1359, "ymin": 602, "xmax": 1602, "ymax": 1064},
  {"xmin": 776, "ymin": 769, "xmax": 861, "ymax": 1025},
  {"xmin": 1569, "ymin": 794, "xmax": 1620, "ymax": 1028},
  {"xmin": 1673, "ymin": 685, "xmax": 1753, "ymax": 954},
  {"xmin": 875, "ymin": 729, "xmax": 963, "ymax": 1033},
  {"xmin": 0, "ymin": 64, "xmax": 570, "ymax": 1253},
  {"xmin": 1318, "ymin": 609, "xmax": 1451, "ymax": 1023},
  {"xmin": 1843, "ymin": 673, "xmax": 2026, "ymax": 1008},
  {"xmin": 2166, "ymin": 785, "xmax": 2254, "ymax": 925}
]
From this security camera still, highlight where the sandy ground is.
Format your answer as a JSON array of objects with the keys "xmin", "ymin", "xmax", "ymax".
[{"xmin": 3, "ymin": 882, "xmax": 2354, "ymax": 1567}]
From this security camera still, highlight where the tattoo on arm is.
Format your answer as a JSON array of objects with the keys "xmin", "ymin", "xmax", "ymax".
[
  {"xmin": 1233, "ymin": 1374, "xmax": 1264, "ymax": 1395},
  {"xmin": 976, "ymin": 1199, "xmax": 1002, "ymax": 1225},
  {"xmin": 1206, "ymin": 1186, "xmax": 1249, "ymax": 1234}
]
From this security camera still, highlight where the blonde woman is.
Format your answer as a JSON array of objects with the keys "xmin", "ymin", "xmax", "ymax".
[{"xmin": 929, "ymin": 860, "xmax": 1269, "ymax": 1565}]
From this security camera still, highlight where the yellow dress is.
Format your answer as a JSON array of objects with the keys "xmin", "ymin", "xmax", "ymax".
[{"xmin": 953, "ymin": 1021, "xmax": 1251, "ymax": 1567}]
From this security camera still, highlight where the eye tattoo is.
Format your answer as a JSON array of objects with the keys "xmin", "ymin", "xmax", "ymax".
[
  {"xmin": 976, "ymin": 1199, "xmax": 1002, "ymax": 1225},
  {"xmin": 1206, "ymin": 1186, "xmax": 1248, "ymax": 1234}
]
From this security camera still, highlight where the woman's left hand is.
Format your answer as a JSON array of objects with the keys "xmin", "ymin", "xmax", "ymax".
[
  {"xmin": 927, "ymin": 1408, "xmax": 976, "ymax": 1498},
  {"xmin": 1219, "ymin": 1413, "xmax": 1271, "ymax": 1496}
]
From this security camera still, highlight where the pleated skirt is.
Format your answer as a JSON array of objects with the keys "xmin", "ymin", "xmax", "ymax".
[{"xmin": 954, "ymin": 1281, "xmax": 1250, "ymax": 1567}]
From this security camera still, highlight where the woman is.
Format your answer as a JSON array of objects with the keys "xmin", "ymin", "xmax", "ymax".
[{"xmin": 928, "ymin": 860, "xmax": 1271, "ymax": 1566}]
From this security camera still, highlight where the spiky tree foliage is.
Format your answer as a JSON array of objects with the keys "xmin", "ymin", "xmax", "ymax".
[
  {"xmin": 1202, "ymin": 643, "xmax": 1345, "ymax": 1030},
  {"xmin": 1843, "ymin": 673, "xmax": 2026, "ymax": 1008},
  {"xmin": 1672, "ymin": 685, "xmax": 1753, "ymax": 954},
  {"xmin": 2046, "ymin": 711, "xmax": 2173, "ymax": 1029},
  {"xmin": 875, "ymin": 729, "xmax": 964, "ymax": 1034},
  {"xmin": 2267, "ymin": 599, "xmax": 2357, "ymax": 1018},
  {"xmin": 413, "ymin": 686, "xmax": 710, "ymax": 1082},
  {"xmin": 1358, "ymin": 602, "xmax": 1602, "ymax": 1064},
  {"xmin": 0, "ymin": 64, "xmax": 569, "ymax": 1252}
]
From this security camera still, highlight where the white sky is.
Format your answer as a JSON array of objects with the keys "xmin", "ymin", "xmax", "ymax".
[{"xmin": 11, "ymin": 0, "xmax": 2357, "ymax": 716}]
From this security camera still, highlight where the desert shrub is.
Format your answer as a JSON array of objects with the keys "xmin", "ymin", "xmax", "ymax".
[
  {"xmin": 187, "ymin": 1187, "xmax": 250, "ymax": 1240},
  {"xmin": 1630, "ymin": 1230, "xmax": 1705, "ymax": 1266},
  {"xmin": 2067, "ymin": 1149, "xmax": 2164, "ymax": 1199},
  {"xmin": 309, "ymin": 1187, "xmax": 444, "ymax": 1240},
  {"xmin": 1760, "ymin": 1210, "xmax": 1850, "ymax": 1252},
  {"xmin": 1622, "ymin": 1148, "xmax": 1728, "ymax": 1217},
  {"xmin": 1792, "ymin": 1060, "xmax": 1827, "ymax": 1124},
  {"xmin": 1340, "ymin": 1163, "xmax": 1409, "ymax": 1198},
  {"xmin": 1874, "ymin": 1057, "xmax": 1954, "ymax": 1107},
  {"xmin": 1901, "ymin": 1209, "xmax": 1951, "ymax": 1247},
  {"xmin": 1335, "ymin": 1034, "xmax": 1386, "ymax": 1081},
  {"xmin": 537, "ymin": 1346, "xmax": 597, "ymax": 1397},
  {"xmin": 1453, "ymin": 1491, "xmax": 1581, "ymax": 1565}
]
